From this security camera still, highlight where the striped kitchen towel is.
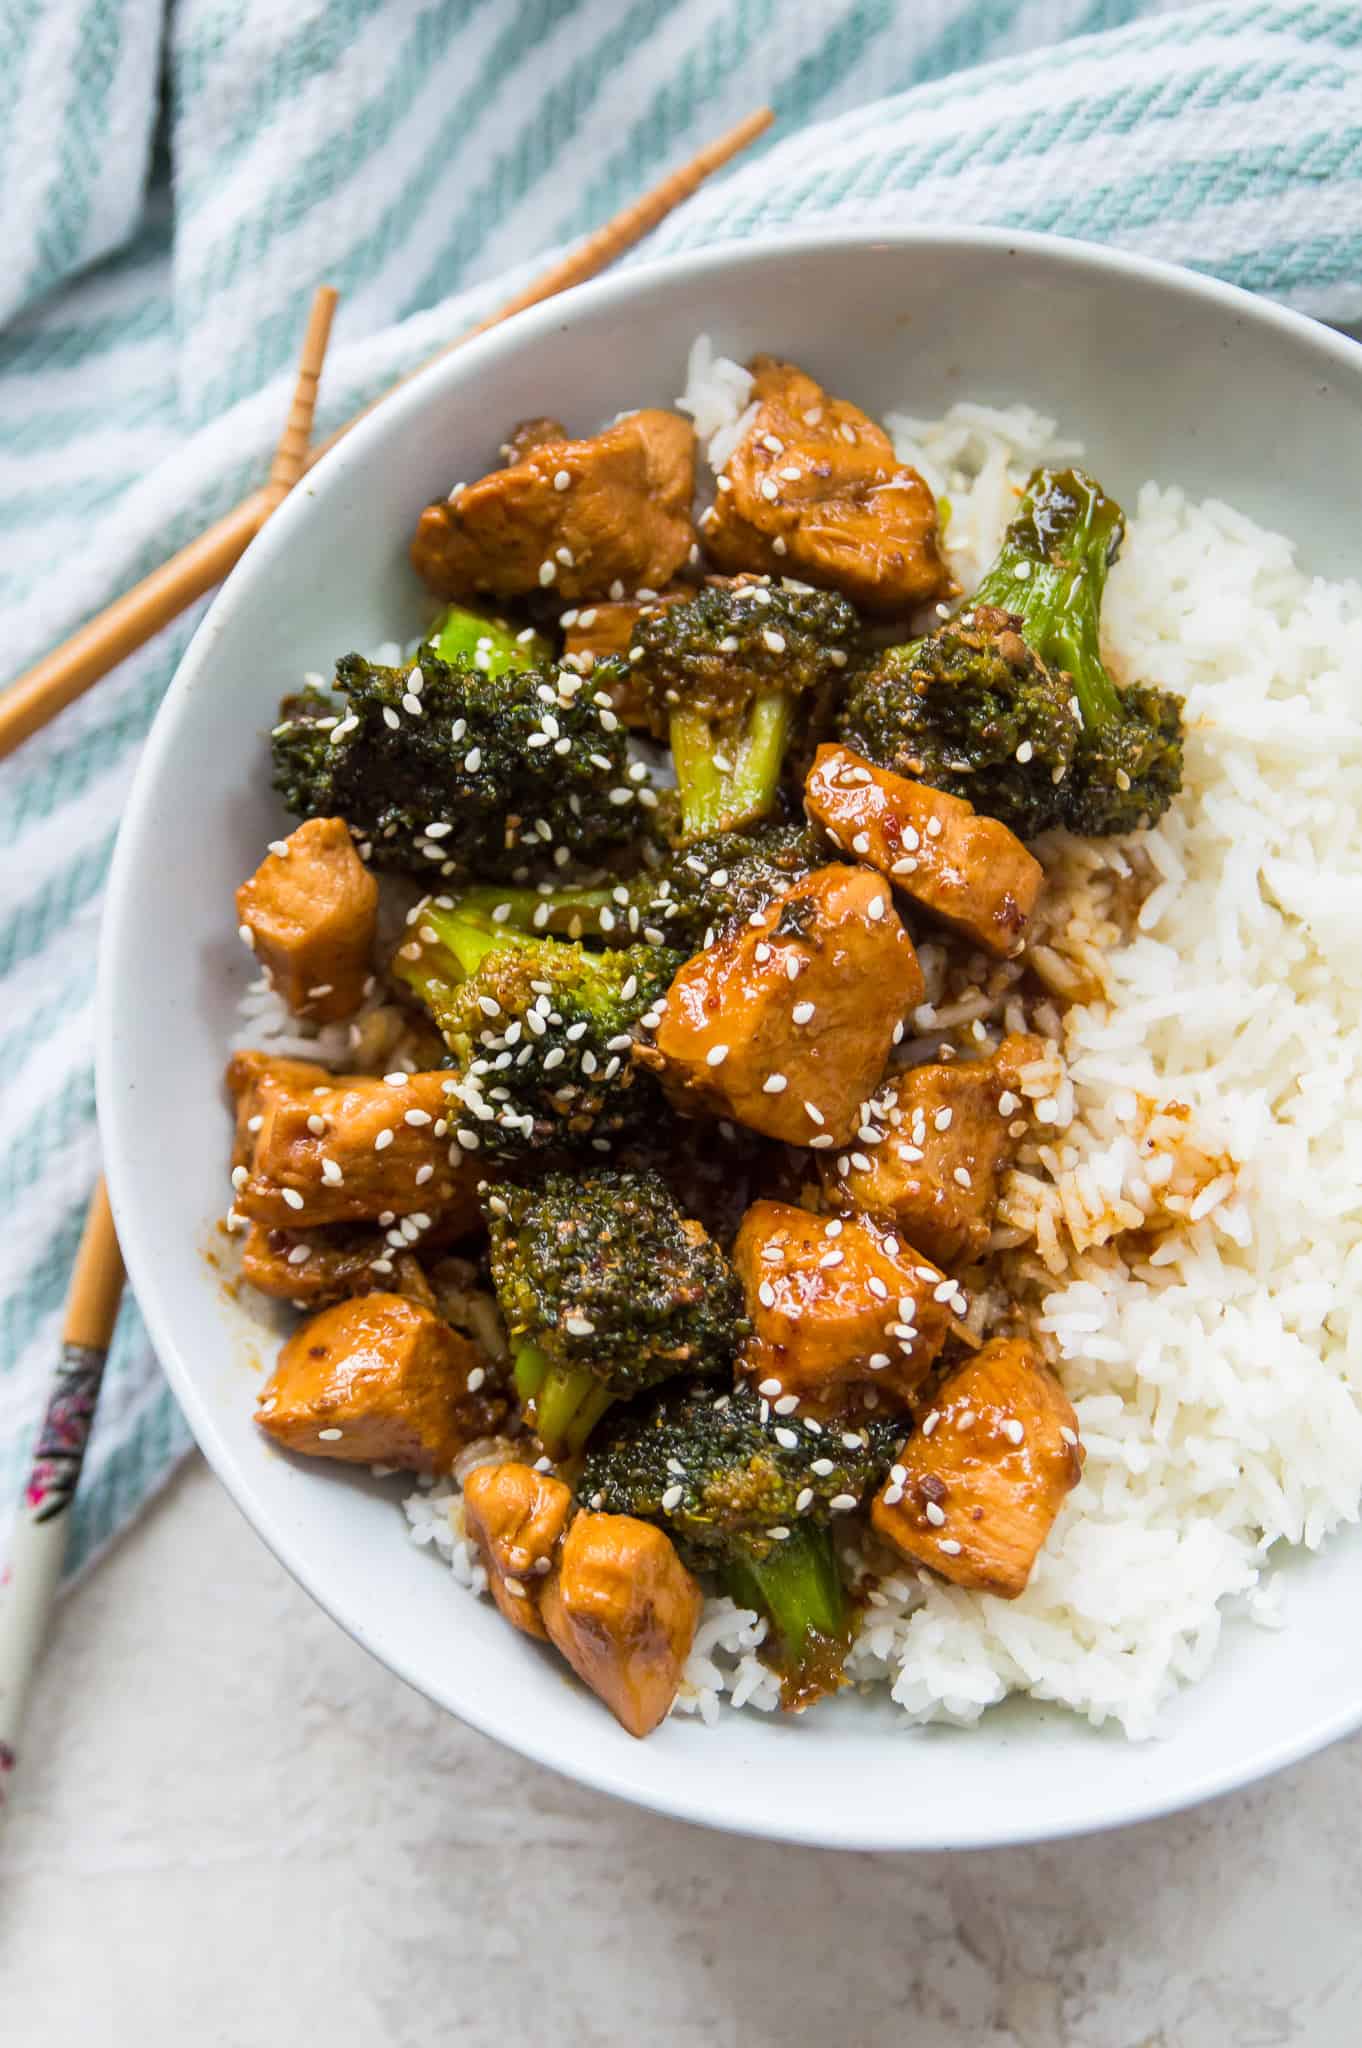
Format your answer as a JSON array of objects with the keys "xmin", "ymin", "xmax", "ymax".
[{"xmin": 2, "ymin": 0, "xmax": 1360, "ymax": 1578}]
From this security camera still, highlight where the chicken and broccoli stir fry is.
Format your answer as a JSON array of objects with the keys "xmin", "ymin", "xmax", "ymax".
[{"xmin": 229, "ymin": 358, "xmax": 1185, "ymax": 1737}]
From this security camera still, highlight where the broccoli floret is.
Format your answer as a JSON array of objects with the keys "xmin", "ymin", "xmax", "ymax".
[
  {"xmin": 423, "ymin": 602, "xmax": 550, "ymax": 676},
  {"xmin": 392, "ymin": 900, "xmax": 679, "ymax": 1160},
  {"xmin": 643, "ymin": 819, "xmax": 827, "ymax": 949},
  {"xmin": 442, "ymin": 819, "xmax": 825, "ymax": 955},
  {"xmin": 581, "ymin": 1382, "xmax": 899, "ymax": 1705},
  {"xmin": 840, "ymin": 468, "xmax": 1184, "ymax": 838},
  {"xmin": 973, "ymin": 468, "xmax": 1184, "ymax": 834},
  {"xmin": 631, "ymin": 582, "xmax": 859, "ymax": 839},
  {"xmin": 269, "ymin": 650, "xmax": 637, "ymax": 877},
  {"xmin": 840, "ymin": 603, "xmax": 1078, "ymax": 837},
  {"xmin": 485, "ymin": 1170, "xmax": 746, "ymax": 1457}
]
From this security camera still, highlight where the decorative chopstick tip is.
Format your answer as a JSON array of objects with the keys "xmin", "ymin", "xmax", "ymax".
[{"xmin": 265, "ymin": 285, "xmax": 341, "ymax": 506}]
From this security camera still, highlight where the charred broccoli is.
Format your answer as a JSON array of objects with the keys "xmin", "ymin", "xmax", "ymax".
[
  {"xmin": 631, "ymin": 581, "xmax": 859, "ymax": 838},
  {"xmin": 270, "ymin": 650, "xmax": 638, "ymax": 877},
  {"xmin": 840, "ymin": 468, "xmax": 1184, "ymax": 838},
  {"xmin": 392, "ymin": 899, "xmax": 678, "ymax": 1159},
  {"xmin": 485, "ymin": 1170, "xmax": 746, "ymax": 1457},
  {"xmin": 422, "ymin": 601, "xmax": 550, "ymax": 676},
  {"xmin": 841, "ymin": 602, "xmax": 1078, "ymax": 837},
  {"xmin": 581, "ymin": 1382, "xmax": 899, "ymax": 1706}
]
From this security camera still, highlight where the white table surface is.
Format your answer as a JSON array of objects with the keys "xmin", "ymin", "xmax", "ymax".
[{"xmin": 4, "ymin": 1454, "xmax": 1361, "ymax": 2046}]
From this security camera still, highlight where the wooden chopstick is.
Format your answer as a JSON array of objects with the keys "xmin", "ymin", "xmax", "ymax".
[
  {"xmin": 262, "ymin": 286, "xmax": 338, "ymax": 510},
  {"xmin": 0, "ymin": 296, "xmax": 340, "ymax": 1820},
  {"xmin": 0, "ymin": 107, "xmax": 773, "ymax": 764}
]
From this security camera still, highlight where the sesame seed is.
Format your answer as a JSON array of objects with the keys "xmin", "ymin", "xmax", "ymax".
[
  {"xmin": 774, "ymin": 1427, "xmax": 799, "ymax": 1450},
  {"xmin": 553, "ymin": 469, "xmax": 571, "ymax": 491},
  {"xmin": 661, "ymin": 1484, "xmax": 684, "ymax": 1512},
  {"xmin": 1002, "ymin": 1419, "xmax": 1025, "ymax": 1445},
  {"xmin": 762, "ymin": 1073, "xmax": 788, "ymax": 1094},
  {"xmin": 318, "ymin": 1428, "xmax": 343, "ymax": 1442},
  {"xmin": 803, "ymin": 1101, "xmax": 825, "ymax": 1127},
  {"xmin": 760, "ymin": 478, "xmax": 779, "ymax": 501},
  {"xmin": 819, "ymin": 1249, "xmax": 844, "ymax": 1269},
  {"xmin": 1015, "ymin": 740, "xmax": 1034, "ymax": 764},
  {"xmin": 773, "ymin": 1395, "xmax": 799, "ymax": 1415},
  {"xmin": 538, "ymin": 560, "xmax": 557, "ymax": 586},
  {"xmin": 238, "ymin": 923, "xmax": 255, "ymax": 950},
  {"xmin": 281, "ymin": 1188, "xmax": 305, "ymax": 1211},
  {"xmin": 867, "ymin": 1276, "xmax": 889, "ymax": 1299},
  {"xmin": 1060, "ymin": 1426, "xmax": 1079, "ymax": 1447},
  {"xmin": 866, "ymin": 895, "xmax": 886, "ymax": 922},
  {"xmin": 792, "ymin": 1001, "xmax": 815, "ymax": 1025},
  {"xmin": 924, "ymin": 1500, "xmax": 946, "ymax": 1527},
  {"xmin": 868, "ymin": 1352, "xmax": 891, "ymax": 1370},
  {"xmin": 464, "ymin": 747, "xmax": 482, "ymax": 772},
  {"xmin": 758, "ymin": 1280, "xmax": 776, "ymax": 1309},
  {"xmin": 953, "ymin": 1166, "xmax": 972, "ymax": 1188},
  {"xmin": 761, "ymin": 629, "xmax": 786, "ymax": 654},
  {"xmin": 829, "ymin": 1494, "xmax": 857, "ymax": 1513},
  {"xmin": 939, "ymin": 1538, "xmax": 963, "ymax": 1556},
  {"xmin": 758, "ymin": 1378, "xmax": 783, "ymax": 1398},
  {"xmin": 373, "ymin": 1129, "xmax": 394, "ymax": 1152},
  {"xmin": 810, "ymin": 1459, "xmax": 836, "ymax": 1478},
  {"xmin": 706, "ymin": 1044, "xmax": 730, "ymax": 1067},
  {"xmin": 320, "ymin": 1158, "xmax": 342, "ymax": 1184}
]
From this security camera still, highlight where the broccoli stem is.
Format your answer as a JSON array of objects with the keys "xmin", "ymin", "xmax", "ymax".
[
  {"xmin": 670, "ymin": 692, "xmax": 791, "ymax": 839},
  {"xmin": 534, "ymin": 1365, "xmax": 617, "ymax": 1457},
  {"xmin": 513, "ymin": 1341, "xmax": 551, "ymax": 1402},
  {"xmin": 424, "ymin": 604, "xmax": 548, "ymax": 677},
  {"xmin": 722, "ymin": 1522, "xmax": 851, "ymax": 1709},
  {"xmin": 440, "ymin": 883, "xmax": 617, "ymax": 941},
  {"xmin": 972, "ymin": 468, "xmax": 1125, "ymax": 731},
  {"xmin": 514, "ymin": 1343, "xmax": 615, "ymax": 1456}
]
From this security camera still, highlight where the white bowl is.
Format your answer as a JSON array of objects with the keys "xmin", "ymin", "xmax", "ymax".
[{"xmin": 99, "ymin": 229, "xmax": 1362, "ymax": 1849}]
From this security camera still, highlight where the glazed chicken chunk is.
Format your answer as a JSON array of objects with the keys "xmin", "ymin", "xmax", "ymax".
[
  {"xmin": 411, "ymin": 410, "xmax": 697, "ymax": 604},
  {"xmin": 236, "ymin": 817, "xmax": 378, "ymax": 1022},
  {"xmin": 701, "ymin": 356, "xmax": 949, "ymax": 614},
  {"xmin": 643, "ymin": 863, "xmax": 924, "ymax": 1147},
  {"xmin": 239, "ymin": 1221, "xmax": 431, "ymax": 1306},
  {"xmin": 871, "ymin": 1337, "xmax": 1083, "ymax": 1597},
  {"xmin": 733, "ymin": 1199, "xmax": 954, "ymax": 1413},
  {"xmin": 540, "ymin": 1512, "xmax": 703, "ymax": 1738},
  {"xmin": 805, "ymin": 745, "xmax": 1043, "ymax": 959},
  {"xmin": 256, "ymin": 1293, "xmax": 506, "ymax": 1474},
  {"xmin": 823, "ymin": 1035, "xmax": 1045, "ymax": 1268},
  {"xmin": 462, "ymin": 1461, "xmax": 574, "ymax": 1640},
  {"xmin": 226, "ymin": 1054, "xmax": 482, "ymax": 1230}
]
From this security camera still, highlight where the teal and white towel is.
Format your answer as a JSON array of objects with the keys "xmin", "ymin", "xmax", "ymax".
[{"xmin": 2, "ymin": 0, "xmax": 1360, "ymax": 1577}]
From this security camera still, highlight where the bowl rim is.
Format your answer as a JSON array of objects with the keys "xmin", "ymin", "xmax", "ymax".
[{"xmin": 97, "ymin": 223, "xmax": 1362, "ymax": 1851}]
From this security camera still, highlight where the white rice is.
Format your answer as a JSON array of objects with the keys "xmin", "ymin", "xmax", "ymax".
[{"xmin": 245, "ymin": 334, "xmax": 1362, "ymax": 1740}]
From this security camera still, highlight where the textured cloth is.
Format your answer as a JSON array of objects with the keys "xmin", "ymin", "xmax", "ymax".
[{"xmin": 2, "ymin": 0, "xmax": 1361, "ymax": 1579}]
